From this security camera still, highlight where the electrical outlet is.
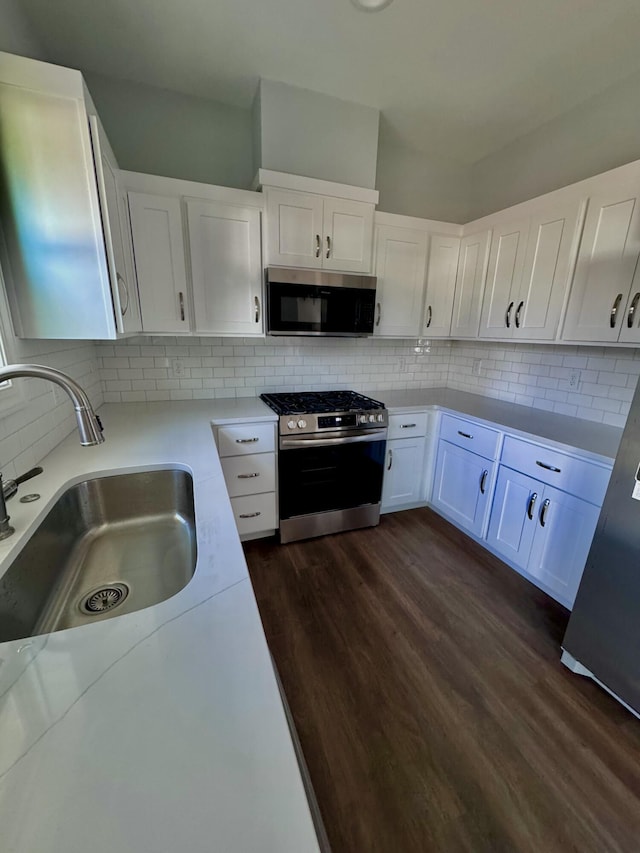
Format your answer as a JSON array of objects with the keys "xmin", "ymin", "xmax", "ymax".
[
  {"xmin": 170, "ymin": 358, "xmax": 186, "ymax": 378},
  {"xmin": 568, "ymin": 370, "xmax": 581, "ymax": 389},
  {"xmin": 472, "ymin": 359, "xmax": 483, "ymax": 377}
]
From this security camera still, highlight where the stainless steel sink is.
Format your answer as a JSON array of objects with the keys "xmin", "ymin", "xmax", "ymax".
[{"xmin": 0, "ymin": 469, "xmax": 196, "ymax": 643}]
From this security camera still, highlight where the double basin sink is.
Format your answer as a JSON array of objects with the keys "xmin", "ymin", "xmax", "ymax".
[{"xmin": 0, "ymin": 469, "xmax": 197, "ymax": 644}]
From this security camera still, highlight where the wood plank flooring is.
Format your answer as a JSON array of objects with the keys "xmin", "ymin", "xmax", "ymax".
[{"xmin": 244, "ymin": 508, "xmax": 640, "ymax": 853}]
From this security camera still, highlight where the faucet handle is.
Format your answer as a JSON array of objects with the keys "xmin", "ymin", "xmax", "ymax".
[
  {"xmin": 2, "ymin": 466, "xmax": 43, "ymax": 501},
  {"xmin": 15, "ymin": 466, "xmax": 43, "ymax": 486}
]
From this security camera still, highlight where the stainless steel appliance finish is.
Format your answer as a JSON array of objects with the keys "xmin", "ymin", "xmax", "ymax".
[
  {"xmin": 265, "ymin": 266, "xmax": 377, "ymax": 337},
  {"xmin": 562, "ymin": 379, "xmax": 640, "ymax": 716},
  {"xmin": 0, "ymin": 469, "xmax": 196, "ymax": 643},
  {"xmin": 260, "ymin": 391, "xmax": 387, "ymax": 543}
]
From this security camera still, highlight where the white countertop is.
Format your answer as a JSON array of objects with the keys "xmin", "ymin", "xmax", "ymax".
[
  {"xmin": 0, "ymin": 401, "xmax": 320, "ymax": 853},
  {"xmin": 378, "ymin": 388, "xmax": 622, "ymax": 461}
]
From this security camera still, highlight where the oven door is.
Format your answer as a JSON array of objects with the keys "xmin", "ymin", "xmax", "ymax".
[
  {"xmin": 267, "ymin": 281, "xmax": 376, "ymax": 336},
  {"xmin": 278, "ymin": 430, "xmax": 386, "ymax": 521}
]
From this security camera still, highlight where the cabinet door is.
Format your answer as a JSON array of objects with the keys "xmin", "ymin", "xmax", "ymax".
[
  {"xmin": 527, "ymin": 485, "xmax": 601, "ymax": 608},
  {"xmin": 265, "ymin": 189, "xmax": 323, "ymax": 268},
  {"xmin": 562, "ymin": 178, "xmax": 640, "ymax": 342},
  {"xmin": 515, "ymin": 200, "xmax": 584, "ymax": 341},
  {"xmin": 128, "ymin": 192, "xmax": 190, "ymax": 333},
  {"xmin": 381, "ymin": 438, "xmax": 426, "ymax": 510},
  {"xmin": 450, "ymin": 230, "xmax": 491, "ymax": 337},
  {"xmin": 479, "ymin": 219, "xmax": 529, "ymax": 339},
  {"xmin": 431, "ymin": 440, "xmax": 493, "ymax": 537},
  {"xmin": 373, "ymin": 225, "xmax": 428, "ymax": 337},
  {"xmin": 322, "ymin": 197, "xmax": 374, "ymax": 273},
  {"xmin": 89, "ymin": 115, "xmax": 142, "ymax": 334},
  {"xmin": 187, "ymin": 200, "xmax": 263, "ymax": 337},
  {"xmin": 486, "ymin": 466, "xmax": 541, "ymax": 570},
  {"xmin": 422, "ymin": 234, "xmax": 460, "ymax": 337}
]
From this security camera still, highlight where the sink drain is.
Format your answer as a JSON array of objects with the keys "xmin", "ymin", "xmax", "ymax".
[{"xmin": 79, "ymin": 583, "xmax": 129, "ymax": 615}]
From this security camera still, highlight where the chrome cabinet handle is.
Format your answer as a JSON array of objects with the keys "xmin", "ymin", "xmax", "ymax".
[
  {"xmin": 376, "ymin": 302, "xmax": 381, "ymax": 327},
  {"xmin": 116, "ymin": 273, "xmax": 129, "ymax": 316},
  {"xmin": 315, "ymin": 234, "xmax": 321, "ymax": 258},
  {"xmin": 536, "ymin": 460, "xmax": 561, "ymax": 473},
  {"xmin": 239, "ymin": 511, "xmax": 261, "ymax": 519},
  {"xmin": 628, "ymin": 292, "xmax": 640, "ymax": 328},
  {"xmin": 458, "ymin": 430, "xmax": 473, "ymax": 439},
  {"xmin": 480, "ymin": 469, "xmax": 488, "ymax": 494},
  {"xmin": 326, "ymin": 235, "xmax": 331, "ymax": 259},
  {"xmin": 515, "ymin": 300, "xmax": 524, "ymax": 329},
  {"xmin": 179, "ymin": 291, "xmax": 185, "ymax": 322},
  {"xmin": 237, "ymin": 472, "xmax": 260, "ymax": 479},
  {"xmin": 527, "ymin": 492, "xmax": 538, "ymax": 520},
  {"xmin": 400, "ymin": 423, "xmax": 417, "ymax": 429},
  {"xmin": 610, "ymin": 293, "xmax": 623, "ymax": 328},
  {"xmin": 236, "ymin": 437, "xmax": 259, "ymax": 444},
  {"xmin": 505, "ymin": 301, "xmax": 514, "ymax": 328},
  {"xmin": 426, "ymin": 305, "xmax": 432, "ymax": 328},
  {"xmin": 254, "ymin": 295, "xmax": 261, "ymax": 324},
  {"xmin": 387, "ymin": 449, "xmax": 393, "ymax": 471},
  {"xmin": 540, "ymin": 498, "xmax": 550, "ymax": 527}
]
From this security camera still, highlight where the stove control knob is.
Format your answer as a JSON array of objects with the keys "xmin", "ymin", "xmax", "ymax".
[
  {"xmin": 287, "ymin": 419, "xmax": 297, "ymax": 430},
  {"xmin": 297, "ymin": 419, "xmax": 307, "ymax": 429},
  {"xmin": 358, "ymin": 414, "xmax": 368, "ymax": 424},
  {"xmin": 368, "ymin": 414, "xmax": 376, "ymax": 423},
  {"xmin": 377, "ymin": 413, "xmax": 385, "ymax": 423}
]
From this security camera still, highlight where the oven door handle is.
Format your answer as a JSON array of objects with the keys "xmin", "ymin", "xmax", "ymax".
[{"xmin": 280, "ymin": 429, "xmax": 387, "ymax": 449}]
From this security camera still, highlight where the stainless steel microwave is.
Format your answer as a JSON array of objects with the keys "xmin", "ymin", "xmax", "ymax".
[{"xmin": 265, "ymin": 266, "xmax": 377, "ymax": 337}]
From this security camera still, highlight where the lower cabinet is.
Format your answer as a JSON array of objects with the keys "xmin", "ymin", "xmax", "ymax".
[
  {"xmin": 488, "ymin": 465, "xmax": 601, "ymax": 607},
  {"xmin": 431, "ymin": 439, "xmax": 494, "ymax": 537},
  {"xmin": 381, "ymin": 437, "xmax": 426, "ymax": 510}
]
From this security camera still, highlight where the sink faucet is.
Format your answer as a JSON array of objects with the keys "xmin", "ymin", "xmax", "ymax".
[{"xmin": 0, "ymin": 364, "xmax": 104, "ymax": 540}]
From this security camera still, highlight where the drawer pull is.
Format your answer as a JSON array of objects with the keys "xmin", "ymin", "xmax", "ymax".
[
  {"xmin": 236, "ymin": 437, "xmax": 259, "ymax": 444},
  {"xmin": 539, "ymin": 499, "xmax": 550, "ymax": 527},
  {"xmin": 237, "ymin": 472, "xmax": 260, "ymax": 479},
  {"xmin": 315, "ymin": 234, "xmax": 321, "ymax": 258},
  {"xmin": 527, "ymin": 492, "xmax": 538, "ymax": 520},
  {"xmin": 505, "ymin": 300, "xmax": 514, "ymax": 328},
  {"xmin": 400, "ymin": 423, "xmax": 417, "ymax": 429},
  {"xmin": 458, "ymin": 430, "xmax": 473, "ymax": 439},
  {"xmin": 536, "ymin": 460, "xmax": 561, "ymax": 473},
  {"xmin": 387, "ymin": 448, "xmax": 393, "ymax": 471},
  {"xmin": 239, "ymin": 511, "xmax": 261, "ymax": 519},
  {"xmin": 628, "ymin": 292, "xmax": 640, "ymax": 328},
  {"xmin": 426, "ymin": 305, "xmax": 432, "ymax": 328},
  {"xmin": 479, "ymin": 469, "xmax": 488, "ymax": 494},
  {"xmin": 515, "ymin": 300, "xmax": 524, "ymax": 329},
  {"xmin": 610, "ymin": 293, "xmax": 623, "ymax": 328}
]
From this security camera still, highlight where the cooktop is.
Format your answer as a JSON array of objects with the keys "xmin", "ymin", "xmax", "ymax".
[{"xmin": 260, "ymin": 390, "xmax": 385, "ymax": 416}]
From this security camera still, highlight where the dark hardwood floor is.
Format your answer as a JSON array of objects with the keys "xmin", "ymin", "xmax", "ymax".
[{"xmin": 244, "ymin": 508, "xmax": 640, "ymax": 853}]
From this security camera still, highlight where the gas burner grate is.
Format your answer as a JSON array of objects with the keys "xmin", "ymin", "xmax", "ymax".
[{"xmin": 260, "ymin": 390, "xmax": 385, "ymax": 416}]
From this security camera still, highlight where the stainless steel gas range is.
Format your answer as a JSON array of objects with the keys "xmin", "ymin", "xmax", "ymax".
[{"xmin": 260, "ymin": 391, "xmax": 388, "ymax": 544}]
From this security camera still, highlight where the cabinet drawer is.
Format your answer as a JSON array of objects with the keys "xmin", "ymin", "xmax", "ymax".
[
  {"xmin": 388, "ymin": 411, "xmax": 429, "ymax": 440},
  {"xmin": 230, "ymin": 493, "xmax": 277, "ymax": 535},
  {"xmin": 221, "ymin": 453, "xmax": 276, "ymax": 498},
  {"xmin": 217, "ymin": 422, "xmax": 275, "ymax": 457},
  {"xmin": 439, "ymin": 413, "xmax": 500, "ymax": 460},
  {"xmin": 501, "ymin": 435, "xmax": 611, "ymax": 505}
]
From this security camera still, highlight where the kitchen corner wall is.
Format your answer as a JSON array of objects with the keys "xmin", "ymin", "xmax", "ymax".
[
  {"xmin": 448, "ymin": 341, "xmax": 640, "ymax": 429},
  {"xmin": 0, "ymin": 339, "xmax": 102, "ymax": 479}
]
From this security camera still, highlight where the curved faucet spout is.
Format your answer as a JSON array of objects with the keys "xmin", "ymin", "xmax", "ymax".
[{"xmin": 0, "ymin": 364, "xmax": 104, "ymax": 446}]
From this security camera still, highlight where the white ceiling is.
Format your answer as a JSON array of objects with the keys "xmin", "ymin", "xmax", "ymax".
[{"xmin": 21, "ymin": 0, "xmax": 640, "ymax": 164}]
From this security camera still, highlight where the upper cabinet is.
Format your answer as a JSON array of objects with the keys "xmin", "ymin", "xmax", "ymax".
[
  {"xmin": 373, "ymin": 224, "xmax": 428, "ymax": 337},
  {"xmin": 422, "ymin": 234, "xmax": 461, "ymax": 338},
  {"xmin": 562, "ymin": 169, "xmax": 640, "ymax": 343},
  {"xmin": 0, "ymin": 52, "xmax": 142, "ymax": 339},
  {"xmin": 479, "ymin": 199, "xmax": 584, "ymax": 341},
  {"xmin": 187, "ymin": 200, "xmax": 263, "ymax": 337},
  {"xmin": 265, "ymin": 188, "xmax": 374, "ymax": 273},
  {"xmin": 449, "ymin": 230, "xmax": 491, "ymax": 338}
]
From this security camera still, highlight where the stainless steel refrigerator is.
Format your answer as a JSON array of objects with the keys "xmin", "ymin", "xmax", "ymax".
[{"xmin": 562, "ymin": 379, "xmax": 640, "ymax": 717}]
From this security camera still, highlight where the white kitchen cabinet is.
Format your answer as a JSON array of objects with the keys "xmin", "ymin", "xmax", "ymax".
[
  {"xmin": 431, "ymin": 440, "xmax": 494, "ymax": 537},
  {"xmin": 381, "ymin": 437, "xmax": 427, "ymax": 510},
  {"xmin": 265, "ymin": 188, "xmax": 374, "ymax": 273},
  {"xmin": 373, "ymin": 225, "xmax": 428, "ymax": 337},
  {"xmin": 486, "ymin": 466, "xmax": 541, "ymax": 570},
  {"xmin": 187, "ymin": 200, "xmax": 263, "ymax": 336},
  {"xmin": 128, "ymin": 192, "xmax": 190, "ymax": 333},
  {"xmin": 422, "ymin": 234, "xmax": 460, "ymax": 337},
  {"xmin": 449, "ymin": 229, "xmax": 491, "ymax": 338},
  {"xmin": 562, "ymin": 171, "xmax": 640, "ymax": 342},
  {"xmin": 479, "ymin": 200, "xmax": 583, "ymax": 341},
  {"xmin": 89, "ymin": 116, "xmax": 143, "ymax": 335}
]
